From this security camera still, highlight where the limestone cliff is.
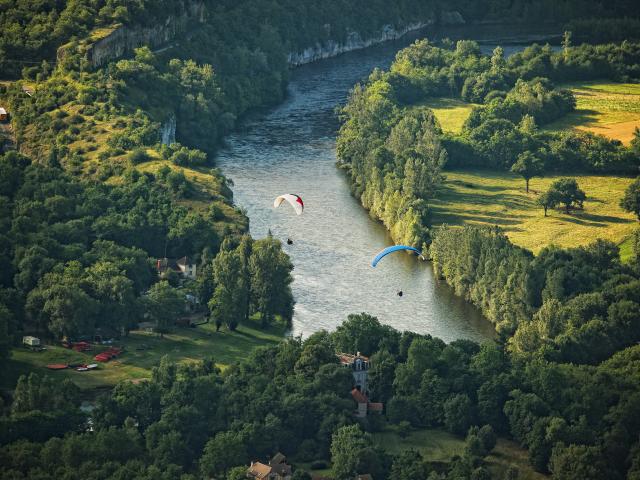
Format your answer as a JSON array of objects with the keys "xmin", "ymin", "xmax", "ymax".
[
  {"xmin": 57, "ymin": 1, "xmax": 206, "ymax": 68},
  {"xmin": 287, "ymin": 21, "xmax": 433, "ymax": 66}
]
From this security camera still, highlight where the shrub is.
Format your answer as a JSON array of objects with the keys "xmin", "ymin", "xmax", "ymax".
[{"xmin": 129, "ymin": 148, "xmax": 150, "ymax": 165}]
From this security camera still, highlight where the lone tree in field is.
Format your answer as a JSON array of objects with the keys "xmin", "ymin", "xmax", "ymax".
[
  {"xmin": 537, "ymin": 190, "xmax": 558, "ymax": 217},
  {"xmin": 511, "ymin": 151, "xmax": 544, "ymax": 193},
  {"xmin": 620, "ymin": 177, "xmax": 640, "ymax": 221},
  {"xmin": 546, "ymin": 178, "xmax": 586, "ymax": 214}
]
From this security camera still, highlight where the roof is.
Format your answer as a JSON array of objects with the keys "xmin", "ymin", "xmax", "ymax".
[
  {"xmin": 351, "ymin": 388, "xmax": 369, "ymax": 404},
  {"xmin": 270, "ymin": 452, "xmax": 286, "ymax": 465},
  {"xmin": 338, "ymin": 352, "xmax": 369, "ymax": 365},
  {"xmin": 368, "ymin": 402, "xmax": 384, "ymax": 412},
  {"xmin": 248, "ymin": 462, "xmax": 272, "ymax": 479},
  {"xmin": 177, "ymin": 256, "xmax": 194, "ymax": 267},
  {"xmin": 0, "ymin": 107, "xmax": 6, "ymax": 115},
  {"xmin": 357, "ymin": 475, "xmax": 373, "ymax": 480}
]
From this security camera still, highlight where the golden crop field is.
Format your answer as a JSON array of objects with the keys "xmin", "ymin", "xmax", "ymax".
[{"xmin": 548, "ymin": 81, "xmax": 640, "ymax": 144}]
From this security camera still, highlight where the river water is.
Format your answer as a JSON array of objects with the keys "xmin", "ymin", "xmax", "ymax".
[{"xmin": 216, "ymin": 28, "xmax": 555, "ymax": 342}]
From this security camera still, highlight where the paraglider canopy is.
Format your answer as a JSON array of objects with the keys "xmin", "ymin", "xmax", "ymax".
[
  {"xmin": 371, "ymin": 245, "xmax": 422, "ymax": 267},
  {"xmin": 274, "ymin": 194, "xmax": 304, "ymax": 215}
]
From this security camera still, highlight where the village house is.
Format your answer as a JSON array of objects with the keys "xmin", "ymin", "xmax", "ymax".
[
  {"xmin": 338, "ymin": 352, "xmax": 369, "ymax": 393},
  {"xmin": 247, "ymin": 452, "xmax": 292, "ymax": 480},
  {"xmin": 0, "ymin": 107, "xmax": 8, "ymax": 122},
  {"xmin": 338, "ymin": 352, "xmax": 383, "ymax": 417},
  {"xmin": 156, "ymin": 256, "xmax": 197, "ymax": 280}
]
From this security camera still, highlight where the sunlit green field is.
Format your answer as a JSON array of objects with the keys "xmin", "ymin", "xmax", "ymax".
[
  {"xmin": 431, "ymin": 169, "xmax": 637, "ymax": 254},
  {"xmin": 373, "ymin": 427, "xmax": 546, "ymax": 480},
  {"xmin": 547, "ymin": 81, "xmax": 640, "ymax": 144},
  {"xmin": 3, "ymin": 320, "xmax": 285, "ymax": 391},
  {"xmin": 415, "ymin": 98, "xmax": 477, "ymax": 134}
]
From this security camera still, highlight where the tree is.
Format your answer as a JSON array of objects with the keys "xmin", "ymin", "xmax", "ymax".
[
  {"xmin": 491, "ymin": 46, "xmax": 505, "ymax": 72},
  {"xmin": 510, "ymin": 151, "xmax": 544, "ymax": 193},
  {"xmin": 549, "ymin": 444, "xmax": 608, "ymax": 480},
  {"xmin": 444, "ymin": 394, "xmax": 474, "ymax": 435},
  {"xmin": 144, "ymin": 281, "xmax": 183, "ymax": 337},
  {"xmin": 546, "ymin": 178, "xmax": 586, "ymax": 213},
  {"xmin": 620, "ymin": 177, "xmax": 640, "ymax": 221},
  {"xmin": 562, "ymin": 31, "xmax": 572, "ymax": 61},
  {"xmin": 200, "ymin": 431, "xmax": 247, "ymax": 477},
  {"xmin": 85, "ymin": 261, "xmax": 137, "ymax": 332},
  {"xmin": 389, "ymin": 449, "xmax": 429, "ymax": 480},
  {"xmin": 0, "ymin": 303, "xmax": 11, "ymax": 361},
  {"xmin": 332, "ymin": 313, "xmax": 396, "ymax": 356},
  {"xmin": 249, "ymin": 236, "xmax": 294, "ymax": 327},
  {"xmin": 330, "ymin": 425, "xmax": 374, "ymax": 480},
  {"xmin": 26, "ymin": 262, "xmax": 98, "ymax": 338},
  {"xmin": 537, "ymin": 190, "xmax": 558, "ymax": 217},
  {"xmin": 208, "ymin": 249, "xmax": 247, "ymax": 331}
]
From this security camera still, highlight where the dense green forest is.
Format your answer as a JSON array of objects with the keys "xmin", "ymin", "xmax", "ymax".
[
  {"xmin": 0, "ymin": 149, "xmax": 295, "ymax": 350},
  {"xmin": 3, "ymin": 310, "xmax": 640, "ymax": 479}
]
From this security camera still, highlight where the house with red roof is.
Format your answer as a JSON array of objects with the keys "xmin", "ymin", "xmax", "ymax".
[{"xmin": 338, "ymin": 352, "xmax": 384, "ymax": 417}]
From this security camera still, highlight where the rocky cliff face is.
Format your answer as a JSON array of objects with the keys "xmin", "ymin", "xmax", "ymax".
[
  {"xmin": 58, "ymin": 1, "xmax": 206, "ymax": 68},
  {"xmin": 287, "ymin": 21, "xmax": 433, "ymax": 66},
  {"xmin": 161, "ymin": 114, "xmax": 176, "ymax": 145}
]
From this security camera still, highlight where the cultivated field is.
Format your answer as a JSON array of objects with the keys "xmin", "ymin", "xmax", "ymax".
[
  {"xmin": 4, "ymin": 320, "xmax": 285, "ymax": 391},
  {"xmin": 548, "ymin": 81, "xmax": 640, "ymax": 144},
  {"xmin": 431, "ymin": 169, "xmax": 637, "ymax": 254}
]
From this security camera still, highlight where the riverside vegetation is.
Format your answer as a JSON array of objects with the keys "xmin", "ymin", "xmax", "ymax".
[{"xmin": 334, "ymin": 31, "xmax": 640, "ymax": 479}]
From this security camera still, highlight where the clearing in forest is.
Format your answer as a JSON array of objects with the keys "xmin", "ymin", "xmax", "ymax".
[
  {"xmin": 415, "ymin": 98, "xmax": 477, "ymax": 134},
  {"xmin": 372, "ymin": 427, "xmax": 546, "ymax": 480},
  {"xmin": 3, "ymin": 320, "xmax": 284, "ymax": 391},
  {"xmin": 430, "ymin": 169, "xmax": 637, "ymax": 255},
  {"xmin": 546, "ymin": 81, "xmax": 640, "ymax": 144}
]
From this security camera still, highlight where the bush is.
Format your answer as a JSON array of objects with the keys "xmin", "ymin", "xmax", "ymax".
[{"xmin": 128, "ymin": 148, "xmax": 150, "ymax": 165}]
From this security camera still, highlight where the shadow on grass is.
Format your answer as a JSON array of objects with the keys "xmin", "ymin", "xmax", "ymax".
[
  {"xmin": 550, "ymin": 108, "xmax": 600, "ymax": 128},
  {"xmin": 435, "ymin": 188, "xmax": 533, "ymax": 211},
  {"xmin": 446, "ymin": 180, "xmax": 509, "ymax": 192},
  {"xmin": 560, "ymin": 211, "xmax": 634, "ymax": 227}
]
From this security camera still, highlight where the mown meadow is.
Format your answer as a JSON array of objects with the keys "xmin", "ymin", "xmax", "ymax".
[{"xmin": 430, "ymin": 170, "xmax": 636, "ymax": 255}]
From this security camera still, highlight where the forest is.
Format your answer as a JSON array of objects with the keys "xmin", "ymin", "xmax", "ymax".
[{"xmin": 3, "ymin": 309, "xmax": 640, "ymax": 479}]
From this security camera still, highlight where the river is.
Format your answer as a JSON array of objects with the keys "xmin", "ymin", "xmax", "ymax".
[{"xmin": 216, "ymin": 27, "xmax": 557, "ymax": 342}]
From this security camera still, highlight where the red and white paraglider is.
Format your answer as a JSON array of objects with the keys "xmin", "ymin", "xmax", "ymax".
[
  {"xmin": 274, "ymin": 194, "xmax": 304, "ymax": 216},
  {"xmin": 274, "ymin": 194, "xmax": 304, "ymax": 245}
]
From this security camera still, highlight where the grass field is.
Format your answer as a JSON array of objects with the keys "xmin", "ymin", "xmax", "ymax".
[
  {"xmin": 3, "ymin": 320, "xmax": 285, "ymax": 392},
  {"xmin": 415, "ymin": 98, "xmax": 477, "ymax": 134},
  {"xmin": 547, "ymin": 81, "xmax": 640, "ymax": 144},
  {"xmin": 431, "ymin": 169, "xmax": 637, "ymax": 254},
  {"xmin": 372, "ymin": 427, "xmax": 546, "ymax": 480}
]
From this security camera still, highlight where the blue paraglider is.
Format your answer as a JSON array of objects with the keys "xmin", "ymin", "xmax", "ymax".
[{"xmin": 371, "ymin": 245, "xmax": 422, "ymax": 267}]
